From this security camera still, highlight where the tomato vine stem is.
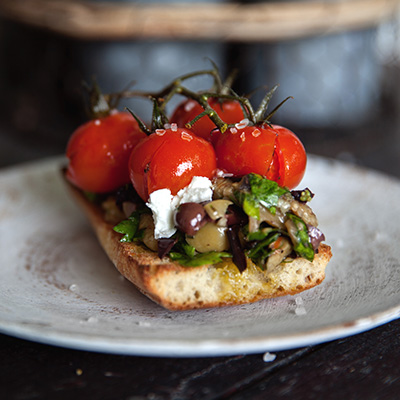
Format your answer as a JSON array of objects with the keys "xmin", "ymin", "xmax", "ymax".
[{"xmin": 105, "ymin": 62, "xmax": 291, "ymax": 134}]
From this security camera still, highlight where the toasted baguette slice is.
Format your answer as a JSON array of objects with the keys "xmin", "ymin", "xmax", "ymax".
[{"xmin": 64, "ymin": 175, "xmax": 332, "ymax": 311}]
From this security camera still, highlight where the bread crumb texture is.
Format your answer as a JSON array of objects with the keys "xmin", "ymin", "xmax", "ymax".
[{"xmin": 135, "ymin": 244, "xmax": 331, "ymax": 311}]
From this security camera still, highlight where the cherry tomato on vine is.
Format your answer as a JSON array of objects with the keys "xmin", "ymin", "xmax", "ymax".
[
  {"xmin": 170, "ymin": 98, "xmax": 245, "ymax": 141},
  {"xmin": 213, "ymin": 123, "xmax": 307, "ymax": 189},
  {"xmin": 129, "ymin": 126, "xmax": 217, "ymax": 201},
  {"xmin": 66, "ymin": 111, "xmax": 146, "ymax": 193}
]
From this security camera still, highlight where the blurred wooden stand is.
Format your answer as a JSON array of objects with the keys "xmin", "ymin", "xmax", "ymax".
[{"xmin": 0, "ymin": 0, "xmax": 398, "ymax": 41}]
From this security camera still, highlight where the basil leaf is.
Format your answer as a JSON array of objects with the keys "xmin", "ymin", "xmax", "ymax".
[
  {"xmin": 248, "ymin": 173, "xmax": 288, "ymax": 208},
  {"xmin": 238, "ymin": 174, "xmax": 289, "ymax": 219},
  {"xmin": 168, "ymin": 232, "xmax": 231, "ymax": 267},
  {"xmin": 242, "ymin": 195, "xmax": 259, "ymax": 219},
  {"xmin": 287, "ymin": 214, "xmax": 314, "ymax": 261},
  {"xmin": 246, "ymin": 232, "xmax": 280, "ymax": 268},
  {"xmin": 113, "ymin": 210, "xmax": 146, "ymax": 242},
  {"xmin": 181, "ymin": 241, "xmax": 196, "ymax": 258},
  {"xmin": 247, "ymin": 227, "xmax": 277, "ymax": 242},
  {"xmin": 169, "ymin": 251, "xmax": 231, "ymax": 267}
]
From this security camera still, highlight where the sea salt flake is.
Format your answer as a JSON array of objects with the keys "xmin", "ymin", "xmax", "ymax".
[
  {"xmin": 155, "ymin": 129, "xmax": 166, "ymax": 136},
  {"xmin": 235, "ymin": 118, "xmax": 249, "ymax": 130},
  {"xmin": 69, "ymin": 284, "xmax": 79, "ymax": 292},
  {"xmin": 171, "ymin": 123, "xmax": 178, "ymax": 132},
  {"xmin": 240, "ymin": 132, "xmax": 246, "ymax": 142},
  {"xmin": 230, "ymin": 127, "xmax": 238, "ymax": 134},
  {"xmin": 263, "ymin": 352, "xmax": 277, "ymax": 362},
  {"xmin": 251, "ymin": 128, "xmax": 261, "ymax": 137},
  {"xmin": 181, "ymin": 131, "xmax": 193, "ymax": 141}
]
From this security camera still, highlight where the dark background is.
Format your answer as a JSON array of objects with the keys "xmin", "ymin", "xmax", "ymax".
[{"xmin": 1, "ymin": 9, "xmax": 399, "ymax": 174}]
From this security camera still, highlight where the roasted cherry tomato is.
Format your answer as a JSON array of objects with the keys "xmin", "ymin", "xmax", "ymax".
[
  {"xmin": 170, "ymin": 98, "xmax": 245, "ymax": 141},
  {"xmin": 213, "ymin": 123, "xmax": 306, "ymax": 189},
  {"xmin": 129, "ymin": 125, "xmax": 217, "ymax": 201},
  {"xmin": 66, "ymin": 111, "xmax": 146, "ymax": 193}
]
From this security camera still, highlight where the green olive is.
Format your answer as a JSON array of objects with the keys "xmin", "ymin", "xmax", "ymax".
[
  {"xmin": 203, "ymin": 199, "xmax": 233, "ymax": 221},
  {"xmin": 139, "ymin": 214, "xmax": 158, "ymax": 252},
  {"xmin": 186, "ymin": 222, "xmax": 229, "ymax": 253}
]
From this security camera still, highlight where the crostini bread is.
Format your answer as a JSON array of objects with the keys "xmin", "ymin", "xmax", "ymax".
[{"xmin": 64, "ymin": 174, "xmax": 332, "ymax": 311}]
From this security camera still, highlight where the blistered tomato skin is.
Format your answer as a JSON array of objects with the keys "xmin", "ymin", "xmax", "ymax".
[
  {"xmin": 214, "ymin": 124, "xmax": 275, "ymax": 179},
  {"xmin": 272, "ymin": 125, "xmax": 307, "ymax": 189},
  {"xmin": 170, "ymin": 98, "xmax": 245, "ymax": 141},
  {"xmin": 66, "ymin": 111, "xmax": 146, "ymax": 193},
  {"xmin": 213, "ymin": 123, "xmax": 306, "ymax": 189},
  {"xmin": 129, "ymin": 127, "xmax": 217, "ymax": 201}
]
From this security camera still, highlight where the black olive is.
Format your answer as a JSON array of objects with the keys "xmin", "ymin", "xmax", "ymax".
[
  {"xmin": 174, "ymin": 202, "xmax": 207, "ymax": 236},
  {"xmin": 227, "ymin": 225, "xmax": 247, "ymax": 273},
  {"xmin": 157, "ymin": 237, "xmax": 178, "ymax": 259},
  {"xmin": 307, "ymin": 225, "xmax": 325, "ymax": 250},
  {"xmin": 226, "ymin": 204, "xmax": 248, "ymax": 227}
]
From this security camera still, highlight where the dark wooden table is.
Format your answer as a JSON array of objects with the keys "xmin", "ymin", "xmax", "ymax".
[{"xmin": 1, "ymin": 318, "xmax": 400, "ymax": 400}]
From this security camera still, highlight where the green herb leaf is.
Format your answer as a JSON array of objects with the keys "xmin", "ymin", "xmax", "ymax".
[
  {"xmin": 169, "ymin": 251, "xmax": 231, "ymax": 267},
  {"xmin": 246, "ymin": 227, "xmax": 277, "ymax": 242},
  {"xmin": 287, "ymin": 213, "xmax": 314, "ymax": 261},
  {"xmin": 246, "ymin": 232, "xmax": 280, "ymax": 269},
  {"xmin": 113, "ymin": 211, "xmax": 145, "ymax": 242},
  {"xmin": 238, "ymin": 174, "xmax": 289, "ymax": 219},
  {"xmin": 167, "ymin": 232, "xmax": 231, "ymax": 267},
  {"xmin": 248, "ymin": 173, "xmax": 288, "ymax": 207},
  {"xmin": 242, "ymin": 195, "xmax": 259, "ymax": 218}
]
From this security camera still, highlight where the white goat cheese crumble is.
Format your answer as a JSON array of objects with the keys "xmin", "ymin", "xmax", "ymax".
[{"xmin": 146, "ymin": 176, "xmax": 213, "ymax": 239}]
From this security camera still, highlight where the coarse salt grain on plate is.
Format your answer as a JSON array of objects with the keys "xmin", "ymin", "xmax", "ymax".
[
  {"xmin": 294, "ymin": 296, "xmax": 307, "ymax": 315},
  {"xmin": 295, "ymin": 297, "xmax": 304, "ymax": 306},
  {"xmin": 295, "ymin": 307, "xmax": 307, "ymax": 316},
  {"xmin": 263, "ymin": 352, "xmax": 277, "ymax": 362}
]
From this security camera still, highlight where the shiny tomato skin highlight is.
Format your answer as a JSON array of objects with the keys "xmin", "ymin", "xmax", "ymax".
[
  {"xmin": 129, "ymin": 127, "xmax": 217, "ymax": 201},
  {"xmin": 170, "ymin": 98, "xmax": 245, "ymax": 141},
  {"xmin": 214, "ymin": 124, "xmax": 306, "ymax": 189},
  {"xmin": 66, "ymin": 111, "xmax": 146, "ymax": 193}
]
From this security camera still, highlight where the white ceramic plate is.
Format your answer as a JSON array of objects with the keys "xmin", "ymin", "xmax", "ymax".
[{"xmin": 0, "ymin": 156, "xmax": 399, "ymax": 357}]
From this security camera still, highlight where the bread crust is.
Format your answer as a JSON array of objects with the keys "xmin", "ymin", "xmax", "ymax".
[{"xmin": 64, "ymin": 174, "xmax": 332, "ymax": 310}]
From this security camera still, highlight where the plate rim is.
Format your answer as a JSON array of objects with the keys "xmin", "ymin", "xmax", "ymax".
[{"xmin": 1, "ymin": 304, "xmax": 399, "ymax": 357}]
